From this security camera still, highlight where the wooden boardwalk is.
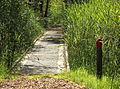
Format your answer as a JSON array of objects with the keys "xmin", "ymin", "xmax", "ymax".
[{"xmin": 19, "ymin": 27, "xmax": 70, "ymax": 74}]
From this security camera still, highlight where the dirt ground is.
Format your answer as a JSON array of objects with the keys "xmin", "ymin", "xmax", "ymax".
[{"xmin": 0, "ymin": 77, "xmax": 86, "ymax": 89}]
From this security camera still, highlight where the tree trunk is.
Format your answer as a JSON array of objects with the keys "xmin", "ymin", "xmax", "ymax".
[
  {"xmin": 39, "ymin": 0, "xmax": 43, "ymax": 16},
  {"xmin": 44, "ymin": 0, "xmax": 50, "ymax": 17}
]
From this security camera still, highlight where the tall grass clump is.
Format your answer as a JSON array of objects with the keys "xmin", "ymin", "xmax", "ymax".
[
  {"xmin": 62, "ymin": 0, "xmax": 120, "ymax": 88},
  {"xmin": 0, "ymin": 0, "xmax": 44, "ymax": 75}
]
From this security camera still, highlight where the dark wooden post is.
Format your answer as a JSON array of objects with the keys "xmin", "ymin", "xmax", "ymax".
[{"xmin": 96, "ymin": 37, "xmax": 103, "ymax": 79}]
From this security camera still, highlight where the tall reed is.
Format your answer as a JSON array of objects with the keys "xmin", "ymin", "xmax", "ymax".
[{"xmin": 62, "ymin": 0, "xmax": 120, "ymax": 88}]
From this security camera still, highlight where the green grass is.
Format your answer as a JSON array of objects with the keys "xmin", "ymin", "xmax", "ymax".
[
  {"xmin": 52, "ymin": 68, "xmax": 119, "ymax": 89},
  {"xmin": 0, "ymin": 64, "xmax": 8, "ymax": 80}
]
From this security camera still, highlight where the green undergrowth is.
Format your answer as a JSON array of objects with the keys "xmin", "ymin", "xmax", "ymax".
[
  {"xmin": 53, "ymin": 69, "xmax": 120, "ymax": 89},
  {"xmin": 0, "ymin": 64, "xmax": 8, "ymax": 80}
]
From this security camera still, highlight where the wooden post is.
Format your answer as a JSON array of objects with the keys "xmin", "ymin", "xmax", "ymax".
[{"xmin": 96, "ymin": 37, "xmax": 103, "ymax": 79}]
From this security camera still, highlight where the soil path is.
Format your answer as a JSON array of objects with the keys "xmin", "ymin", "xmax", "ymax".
[{"xmin": 19, "ymin": 25, "xmax": 70, "ymax": 74}]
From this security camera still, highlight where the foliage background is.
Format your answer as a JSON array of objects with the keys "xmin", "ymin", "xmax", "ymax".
[
  {"xmin": 0, "ymin": 0, "xmax": 119, "ymax": 88},
  {"xmin": 0, "ymin": 0, "xmax": 44, "ymax": 75}
]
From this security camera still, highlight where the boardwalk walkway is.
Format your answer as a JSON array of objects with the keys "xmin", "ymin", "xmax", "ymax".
[{"xmin": 19, "ymin": 26, "xmax": 69, "ymax": 74}]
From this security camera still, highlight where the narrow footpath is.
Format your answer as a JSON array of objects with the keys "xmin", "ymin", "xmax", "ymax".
[{"xmin": 19, "ymin": 25, "xmax": 70, "ymax": 74}]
